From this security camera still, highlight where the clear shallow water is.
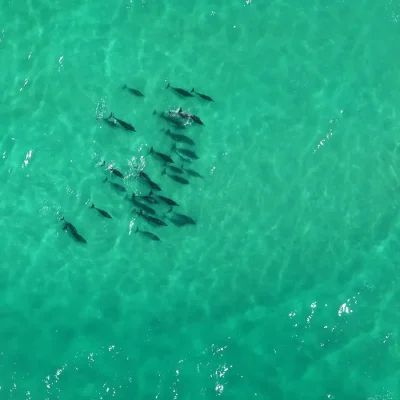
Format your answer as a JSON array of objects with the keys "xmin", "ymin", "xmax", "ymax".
[{"xmin": 1, "ymin": 0, "xmax": 400, "ymax": 398}]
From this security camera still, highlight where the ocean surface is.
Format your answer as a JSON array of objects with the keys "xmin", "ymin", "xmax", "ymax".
[{"xmin": 1, "ymin": 0, "xmax": 400, "ymax": 398}]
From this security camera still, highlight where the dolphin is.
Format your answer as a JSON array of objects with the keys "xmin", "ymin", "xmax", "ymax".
[
  {"xmin": 90, "ymin": 204, "xmax": 112, "ymax": 219},
  {"xmin": 136, "ymin": 170, "xmax": 162, "ymax": 191},
  {"xmin": 154, "ymin": 110, "xmax": 186, "ymax": 129},
  {"xmin": 132, "ymin": 191, "xmax": 158, "ymax": 204},
  {"xmin": 60, "ymin": 217, "xmax": 87, "ymax": 243},
  {"xmin": 166, "ymin": 82, "xmax": 194, "ymax": 97},
  {"xmin": 134, "ymin": 209, "xmax": 167, "ymax": 226},
  {"xmin": 102, "ymin": 117, "xmax": 119, "ymax": 128},
  {"xmin": 149, "ymin": 146, "xmax": 174, "ymax": 163},
  {"xmin": 109, "ymin": 112, "xmax": 136, "ymax": 132},
  {"xmin": 129, "ymin": 195, "xmax": 157, "ymax": 215},
  {"xmin": 173, "ymin": 107, "xmax": 205, "ymax": 126},
  {"xmin": 101, "ymin": 161, "xmax": 124, "ymax": 179}
]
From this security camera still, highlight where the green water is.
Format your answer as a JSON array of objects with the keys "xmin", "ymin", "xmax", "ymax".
[{"xmin": 1, "ymin": 0, "xmax": 400, "ymax": 398}]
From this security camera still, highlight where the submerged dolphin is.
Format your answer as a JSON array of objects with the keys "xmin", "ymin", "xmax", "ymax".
[
  {"xmin": 103, "ymin": 177, "xmax": 126, "ymax": 192},
  {"xmin": 162, "ymin": 168, "xmax": 189, "ymax": 185},
  {"xmin": 122, "ymin": 84, "xmax": 144, "ymax": 97},
  {"xmin": 191, "ymin": 88, "xmax": 214, "ymax": 102},
  {"xmin": 166, "ymin": 208, "xmax": 196, "ymax": 226},
  {"xmin": 135, "ymin": 227, "xmax": 161, "ymax": 241},
  {"xmin": 164, "ymin": 129, "xmax": 195, "ymax": 146},
  {"xmin": 148, "ymin": 190, "xmax": 179, "ymax": 207},
  {"xmin": 182, "ymin": 165, "xmax": 204, "ymax": 179},
  {"xmin": 172, "ymin": 143, "xmax": 199, "ymax": 162}
]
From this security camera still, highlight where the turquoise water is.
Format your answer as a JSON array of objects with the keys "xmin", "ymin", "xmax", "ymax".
[{"xmin": 1, "ymin": 0, "xmax": 400, "ymax": 398}]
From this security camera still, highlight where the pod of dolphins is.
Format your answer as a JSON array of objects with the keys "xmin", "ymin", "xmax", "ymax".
[{"xmin": 60, "ymin": 82, "xmax": 213, "ymax": 244}]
